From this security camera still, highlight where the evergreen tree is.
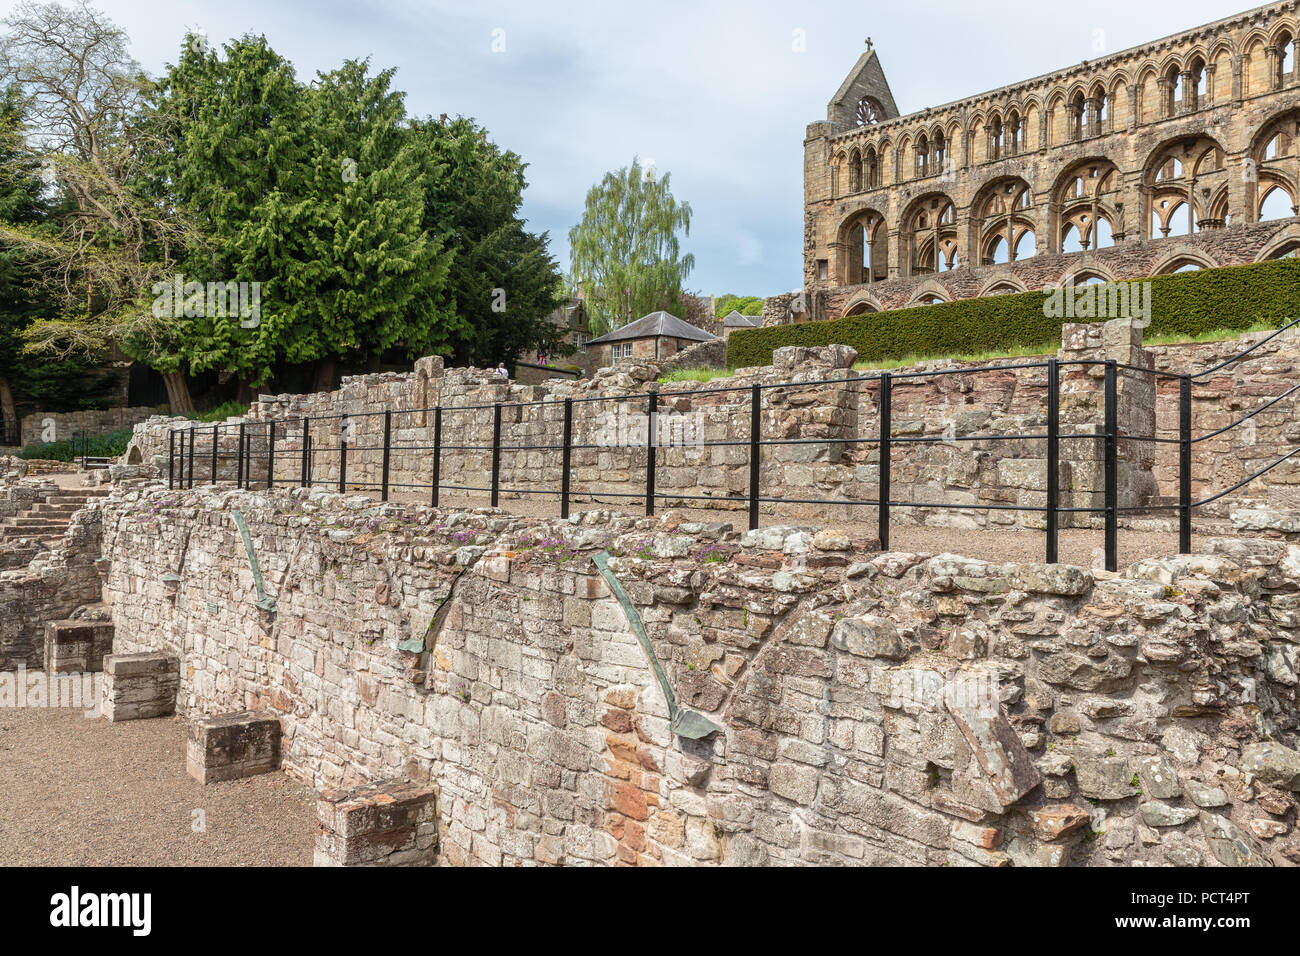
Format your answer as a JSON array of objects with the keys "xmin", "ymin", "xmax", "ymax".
[{"xmin": 407, "ymin": 116, "xmax": 564, "ymax": 368}]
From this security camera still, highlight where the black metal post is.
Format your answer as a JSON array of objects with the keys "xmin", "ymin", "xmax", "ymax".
[
  {"xmin": 878, "ymin": 373, "xmax": 891, "ymax": 550},
  {"xmin": 645, "ymin": 390, "xmax": 657, "ymax": 516},
  {"xmin": 381, "ymin": 410, "xmax": 392, "ymax": 502},
  {"xmin": 168, "ymin": 431, "xmax": 175, "ymax": 490},
  {"xmin": 431, "ymin": 407, "xmax": 441, "ymax": 507},
  {"xmin": 301, "ymin": 418, "xmax": 310, "ymax": 487},
  {"xmin": 1046, "ymin": 359, "xmax": 1059, "ymax": 564},
  {"xmin": 187, "ymin": 428, "xmax": 195, "ymax": 489},
  {"xmin": 237, "ymin": 423, "xmax": 246, "ymax": 489},
  {"xmin": 1104, "ymin": 360, "xmax": 1118, "ymax": 572},
  {"xmin": 339, "ymin": 418, "xmax": 348, "ymax": 493},
  {"xmin": 1179, "ymin": 374, "xmax": 1192, "ymax": 554},
  {"xmin": 266, "ymin": 421, "xmax": 275, "ymax": 489},
  {"xmin": 210, "ymin": 425, "xmax": 218, "ymax": 485},
  {"xmin": 560, "ymin": 399, "xmax": 573, "ymax": 519},
  {"xmin": 80, "ymin": 433, "xmax": 86, "ymax": 470},
  {"xmin": 748, "ymin": 384, "xmax": 761, "ymax": 531},
  {"xmin": 490, "ymin": 403, "xmax": 503, "ymax": 509}
]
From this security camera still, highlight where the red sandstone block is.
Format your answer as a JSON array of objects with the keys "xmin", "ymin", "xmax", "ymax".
[{"xmin": 315, "ymin": 779, "xmax": 438, "ymax": 866}]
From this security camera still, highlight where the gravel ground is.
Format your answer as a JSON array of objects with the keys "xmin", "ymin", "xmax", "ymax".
[{"xmin": 0, "ymin": 704, "xmax": 315, "ymax": 867}]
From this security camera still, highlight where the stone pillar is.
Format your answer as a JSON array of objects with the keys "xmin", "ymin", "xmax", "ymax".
[
  {"xmin": 1058, "ymin": 315, "xmax": 1158, "ymax": 527},
  {"xmin": 314, "ymin": 780, "xmax": 438, "ymax": 867},
  {"xmin": 43, "ymin": 620, "xmax": 113, "ymax": 674},
  {"xmin": 186, "ymin": 711, "xmax": 282, "ymax": 784},
  {"xmin": 101, "ymin": 653, "xmax": 179, "ymax": 721}
]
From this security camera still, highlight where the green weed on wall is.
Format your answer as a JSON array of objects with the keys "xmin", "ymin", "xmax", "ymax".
[{"xmin": 727, "ymin": 258, "xmax": 1300, "ymax": 368}]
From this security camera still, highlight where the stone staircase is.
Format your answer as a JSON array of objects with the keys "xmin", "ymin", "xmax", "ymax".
[{"xmin": 0, "ymin": 487, "xmax": 109, "ymax": 544}]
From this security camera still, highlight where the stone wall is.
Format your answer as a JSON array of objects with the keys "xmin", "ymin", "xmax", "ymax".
[
  {"xmin": 128, "ymin": 320, "xmax": 1300, "ymax": 535},
  {"xmin": 97, "ymin": 481, "xmax": 1300, "ymax": 866},
  {"xmin": 20, "ymin": 406, "xmax": 163, "ymax": 448},
  {"xmin": 0, "ymin": 503, "xmax": 104, "ymax": 668}
]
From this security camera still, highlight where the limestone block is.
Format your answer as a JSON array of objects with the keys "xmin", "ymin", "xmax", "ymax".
[
  {"xmin": 186, "ymin": 710, "xmax": 282, "ymax": 784},
  {"xmin": 43, "ymin": 620, "xmax": 114, "ymax": 673},
  {"xmin": 101, "ymin": 653, "xmax": 179, "ymax": 721}
]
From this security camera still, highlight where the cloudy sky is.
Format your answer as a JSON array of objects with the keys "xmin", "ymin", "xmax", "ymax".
[{"xmin": 2, "ymin": 0, "xmax": 1251, "ymax": 296}]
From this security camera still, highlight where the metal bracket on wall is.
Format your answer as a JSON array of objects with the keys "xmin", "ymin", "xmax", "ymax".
[
  {"xmin": 591, "ymin": 551, "xmax": 722, "ymax": 741},
  {"xmin": 231, "ymin": 509, "xmax": 277, "ymax": 613}
]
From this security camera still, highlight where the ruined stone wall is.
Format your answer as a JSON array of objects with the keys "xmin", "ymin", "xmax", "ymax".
[
  {"xmin": 125, "ymin": 323, "xmax": 1300, "ymax": 534},
  {"xmin": 97, "ymin": 481, "xmax": 1300, "ymax": 865},
  {"xmin": 0, "ymin": 504, "xmax": 104, "ymax": 668},
  {"xmin": 20, "ymin": 405, "xmax": 163, "ymax": 448}
]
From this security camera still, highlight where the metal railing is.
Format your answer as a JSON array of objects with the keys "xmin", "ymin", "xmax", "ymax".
[{"xmin": 167, "ymin": 320, "xmax": 1300, "ymax": 571}]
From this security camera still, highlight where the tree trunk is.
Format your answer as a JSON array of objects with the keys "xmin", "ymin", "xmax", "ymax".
[
  {"xmin": 313, "ymin": 358, "xmax": 337, "ymax": 393},
  {"xmin": 236, "ymin": 379, "xmax": 255, "ymax": 406},
  {"xmin": 162, "ymin": 371, "xmax": 194, "ymax": 415},
  {"xmin": 0, "ymin": 376, "xmax": 17, "ymax": 445}
]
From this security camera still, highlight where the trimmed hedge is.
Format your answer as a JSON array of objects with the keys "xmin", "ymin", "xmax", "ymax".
[{"xmin": 728, "ymin": 258, "xmax": 1300, "ymax": 367}]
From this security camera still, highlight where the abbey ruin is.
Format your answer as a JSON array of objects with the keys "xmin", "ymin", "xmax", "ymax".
[
  {"xmin": 795, "ymin": 0, "xmax": 1300, "ymax": 321},
  {"xmin": 2, "ymin": 3, "xmax": 1300, "ymax": 871}
]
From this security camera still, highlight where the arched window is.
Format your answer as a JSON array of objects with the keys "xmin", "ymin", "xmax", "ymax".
[
  {"xmin": 1070, "ymin": 93, "xmax": 1085, "ymax": 140},
  {"xmin": 864, "ymin": 147, "xmax": 880, "ymax": 188},
  {"xmin": 1074, "ymin": 273, "xmax": 1108, "ymax": 286},
  {"xmin": 1014, "ymin": 230, "xmax": 1037, "ymax": 259},
  {"xmin": 915, "ymin": 135, "xmax": 929, "ymax": 177},
  {"xmin": 1278, "ymin": 32, "xmax": 1295, "ymax": 86},
  {"xmin": 1260, "ymin": 184, "xmax": 1296, "ymax": 220},
  {"xmin": 1165, "ymin": 65, "xmax": 1183, "ymax": 115},
  {"xmin": 849, "ymin": 148, "xmax": 862, "ymax": 192},
  {"xmin": 1093, "ymin": 217, "xmax": 1114, "ymax": 247},
  {"xmin": 988, "ymin": 235, "xmax": 1008, "ymax": 265},
  {"xmin": 1062, "ymin": 223, "xmax": 1083, "ymax": 253},
  {"xmin": 1187, "ymin": 56, "xmax": 1206, "ymax": 110}
]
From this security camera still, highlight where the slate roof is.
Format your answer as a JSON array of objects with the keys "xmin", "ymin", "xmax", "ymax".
[{"xmin": 587, "ymin": 311, "xmax": 718, "ymax": 345}]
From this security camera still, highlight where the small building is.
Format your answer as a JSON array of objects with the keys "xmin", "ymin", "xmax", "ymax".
[
  {"xmin": 720, "ymin": 310, "xmax": 760, "ymax": 338},
  {"xmin": 587, "ymin": 311, "xmax": 718, "ymax": 367},
  {"xmin": 514, "ymin": 299, "xmax": 594, "ymax": 384}
]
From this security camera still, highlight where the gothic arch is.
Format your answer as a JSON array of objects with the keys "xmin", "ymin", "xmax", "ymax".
[
  {"xmin": 1256, "ymin": 220, "xmax": 1300, "ymax": 260},
  {"xmin": 972, "ymin": 176, "xmax": 1036, "ymax": 264},
  {"xmin": 901, "ymin": 192, "xmax": 958, "ymax": 276},
  {"xmin": 906, "ymin": 279, "xmax": 951, "ymax": 307},
  {"xmin": 841, "ymin": 293, "xmax": 882, "ymax": 317},
  {"xmin": 1052, "ymin": 157, "xmax": 1122, "ymax": 252},
  {"xmin": 1142, "ymin": 134, "xmax": 1227, "ymax": 238},
  {"xmin": 977, "ymin": 276, "xmax": 1028, "ymax": 297},
  {"xmin": 835, "ymin": 206, "xmax": 889, "ymax": 285},
  {"xmin": 1153, "ymin": 250, "xmax": 1218, "ymax": 274}
]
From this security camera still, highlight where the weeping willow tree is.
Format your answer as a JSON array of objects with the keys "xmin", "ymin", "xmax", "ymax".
[{"xmin": 567, "ymin": 157, "xmax": 695, "ymax": 337}]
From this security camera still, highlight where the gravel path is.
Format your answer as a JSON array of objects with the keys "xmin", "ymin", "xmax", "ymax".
[{"xmin": 0, "ymin": 705, "xmax": 315, "ymax": 866}]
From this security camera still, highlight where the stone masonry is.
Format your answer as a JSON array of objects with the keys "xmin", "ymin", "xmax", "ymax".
[
  {"xmin": 127, "ymin": 322, "xmax": 1300, "ymax": 538},
  {"xmin": 96, "ymin": 479, "xmax": 1300, "ymax": 866}
]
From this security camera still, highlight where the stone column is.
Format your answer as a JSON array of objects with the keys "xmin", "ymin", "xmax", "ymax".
[{"xmin": 1057, "ymin": 315, "xmax": 1157, "ymax": 527}]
